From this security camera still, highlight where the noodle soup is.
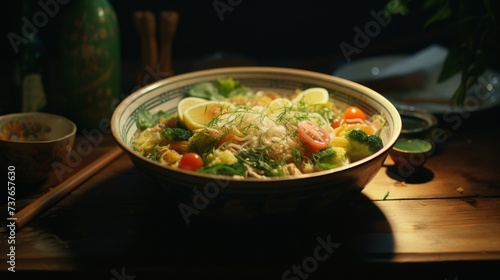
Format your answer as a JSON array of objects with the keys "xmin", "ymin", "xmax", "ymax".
[{"xmin": 131, "ymin": 79, "xmax": 387, "ymax": 178}]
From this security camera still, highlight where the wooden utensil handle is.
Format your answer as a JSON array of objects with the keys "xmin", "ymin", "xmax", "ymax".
[
  {"xmin": 159, "ymin": 10, "xmax": 179, "ymax": 76},
  {"xmin": 13, "ymin": 147, "xmax": 124, "ymax": 231},
  {"xmin": 143, "ymin": 11, "xmax": 158, "ymax": 73},
  {"xmin": 133, "ymin": 11, "xmax": 147, "ymax": 86}
]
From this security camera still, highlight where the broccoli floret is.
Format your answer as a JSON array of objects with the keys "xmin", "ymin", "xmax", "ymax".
[
  {"xmin": 160, "ymin": 127, "xmax": 192, "ymax": 142},
  {"xmin": 187, "ymin": 128, "xmax": 222, "ymax": 155},
  {"xmin": 312, "ymin": 146, "xmax": 347, "ymax": 170},
  {"xmin": 345, "ymin": 129, "xmax": 383, "ymax": 162}
]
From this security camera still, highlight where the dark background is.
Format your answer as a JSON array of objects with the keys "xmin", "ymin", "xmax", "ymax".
[
  {"xmin": 2, "ymin": 0, "xmax": 446, "ymax": 61},
  {"xmin": 0, "ymin": 0, "xmax": 460, "ymax": 114}
]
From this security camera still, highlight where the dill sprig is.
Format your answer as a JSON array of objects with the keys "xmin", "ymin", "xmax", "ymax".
[{"xmin": 240, "ymin": 146, "xmax": 285, "ymax": 177}]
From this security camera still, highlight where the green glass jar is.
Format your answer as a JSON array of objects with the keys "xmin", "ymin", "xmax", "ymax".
[{"xmin": 60, "ymin": 0, "xmax": 120, "ymax": 131}]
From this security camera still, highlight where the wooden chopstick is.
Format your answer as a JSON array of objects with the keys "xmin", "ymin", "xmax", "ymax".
[
  {"xmin": 143, "ymin": 10, "xmax": 158, "ymax": 76},
  {"xmin": 133, "ymin": 11, "xmax": 146, "ymax": 86},
  {"xmin": 14, "ymin": 146, "xmax": 124, "ymax": 231},
  {"xmin": 159, "ymin": 10, "xmax": 179, "ymax": 77}
]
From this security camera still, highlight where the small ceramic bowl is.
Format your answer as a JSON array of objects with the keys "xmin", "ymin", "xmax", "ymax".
[
  {"xmin": 397, "ymin": 105, "xmax": 437, "ymax": 139},
  {"xmin": 389, "ymin": 138, "xmax": 433, "ymax": 170},
  {"xmin": 0, "ymin": 112, "xmax": 77, "ymax": 185}
]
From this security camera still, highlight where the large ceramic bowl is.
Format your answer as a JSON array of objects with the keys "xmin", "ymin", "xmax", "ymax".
[
  {"xmin": 0, "ymin": 112, "xmax": 76, "ymax": 185},
  {"xmin": 112, "ymin": 67, "xmax": 401, "ymax": 222}
]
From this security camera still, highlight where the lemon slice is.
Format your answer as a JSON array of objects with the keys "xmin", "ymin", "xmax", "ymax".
[
  {"xmin": 177, "ymin": 97, "xmax": 207, "ymax": 122},
  {"xmin": 264, "ymin": 98, "xmax": 293, "ymax": 115},
  {"xmin": 292, "ymin": 87, "xmax": 330, "ymax": 105},
  {"xmin": 182, "ymin": 101, "xmax": 235, "ymax": 131}
]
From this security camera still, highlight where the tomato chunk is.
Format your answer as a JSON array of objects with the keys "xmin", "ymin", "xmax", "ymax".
[
  {"xmin": 178, "ymin": 152, "xmax": 203, "ymax": 171},
  {"xmin": 297, "ymin": 120, "xmax": 331, "ymax": 153},
  {"xmin": 344, "ymin": 106, "xmax": 366, "ymax": 124},
  {"xmin": 215, "ymin": 134, "xmax": 241, "ymax": 149},
  {"xmin": 331, "ymin": 116, "xmax": 343, "ymax": 129}
]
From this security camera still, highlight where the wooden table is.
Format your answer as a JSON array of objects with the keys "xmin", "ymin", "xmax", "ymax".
[{"xmin": 1, "ymin": 104, "xmax": 500, "ymax": 279}]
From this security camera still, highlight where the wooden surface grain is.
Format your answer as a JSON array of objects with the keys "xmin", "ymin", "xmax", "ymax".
[{"xmin": 1, "ymin": 107, "xmax": 500, "ymax": 279}]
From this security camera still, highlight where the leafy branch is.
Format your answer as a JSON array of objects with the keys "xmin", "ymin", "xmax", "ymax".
[{"xmin": 385, "ymin": 0, "xmax": 499, "ymax": 105}]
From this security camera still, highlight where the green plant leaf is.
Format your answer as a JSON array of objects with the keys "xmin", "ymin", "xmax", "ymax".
[
  {"xmin": 437, "ymin": 48, "xmax": 463, "ymax": 83},
  {"xmin": 385, "ymin": 0, "xmax": 410, "ymax": 15},
  {"xmin": 424, "ymin": 0, "xmax": 451, "ymax": 27},
  {"xmin": 451, "ymin": 81, "xmax": 467, "ymax": 106},
  {"xmin": 388, "ymin": 0, "xmax": 499, "ymax": 106}
]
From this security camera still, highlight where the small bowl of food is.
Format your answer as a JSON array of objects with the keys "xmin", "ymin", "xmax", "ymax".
[
  {"xmin": 0, "ymin": 112, "xmax": 77, "ymax": 185},
  {"xmin": 111, "ymin": 67, "xmax": 401, "ymax": 222},
  {"xmin": 397, "ymin": 105, "xmax": 437, "ymax": 139},
  {"xmin": 389, "ymin": 137, "xmax": 433, "ymax": 169}
]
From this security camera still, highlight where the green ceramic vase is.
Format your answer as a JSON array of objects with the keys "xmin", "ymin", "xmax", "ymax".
[{"xmin": 60, "ymin": 0, "xmax": 120, "ymax": 131}]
